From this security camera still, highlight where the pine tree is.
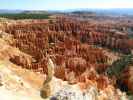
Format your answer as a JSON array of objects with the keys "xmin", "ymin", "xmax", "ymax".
[{"xmin": 105, "ymin": 54, "xmax": 133, "ymax": 78}]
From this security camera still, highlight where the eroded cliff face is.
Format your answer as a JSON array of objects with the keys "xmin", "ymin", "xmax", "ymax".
[
  {"xmin": 0, "ymin": 61, "xmax": 128, "ymax": 100},
  {"xmin": 4, "ymin": 17, "xmax": 132, "ymax": 78},
  {"xmin": 0, "ymin": 29, "xmax": 44, "ymax": 100},
  {"xmin": 4, "ymin": 20, "xmax": 110, "ymax": 82},
  {"xmin": 0, "ymin": 17, "xmax": 132, "ymax": 99},
  {"xmin": 0, "ymin": 32, "xmax": 127, "ymax": 100}
]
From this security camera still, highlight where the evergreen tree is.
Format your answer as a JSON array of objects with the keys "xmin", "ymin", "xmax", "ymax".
[{"xmin": 105, "ymin": 54, "xmax": 133, "ymax": 78}]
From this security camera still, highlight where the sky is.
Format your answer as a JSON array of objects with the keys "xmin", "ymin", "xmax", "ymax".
[{"xmin": 0, "ymin": 0, "xmax": 133, "ymax": 10}]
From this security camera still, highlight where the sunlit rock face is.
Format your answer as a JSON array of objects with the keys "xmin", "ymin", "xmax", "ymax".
[
  {"xmin": 45, "ymin": 58, "xmax": 127, "ymax": 100},
  {"xmin": 4, "ymin": 17, "xmax": 132, "ymax": 77},
  {"xmin": 48, "ymin": 77, "xmax": 127, "ymax": 100},
  {"xmin": 0, "ymin": 62, "xmax": 128, "ymax": 100},
  {"xmin": 0, "ymin": 16, "xmax": 132, "ymax": 100},
  {"xmin": 0, "ymin": 29, "xmax": 127, "ymax": 100},
  {"xmin": 4, "ymin": 20, "xmax": 110, "ymax": 82}
]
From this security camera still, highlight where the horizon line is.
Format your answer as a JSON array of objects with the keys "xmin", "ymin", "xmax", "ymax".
[{"xmin": 0, "ymin": 8, "xmax": 133, "ymax": 11}]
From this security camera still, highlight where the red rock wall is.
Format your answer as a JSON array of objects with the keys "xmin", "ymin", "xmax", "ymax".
[{"xmin": 4, "ymin": 18, "xmax": 132, "ymax": 82}]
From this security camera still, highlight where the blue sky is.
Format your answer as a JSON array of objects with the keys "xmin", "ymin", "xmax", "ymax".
[{"xmin": 0, "ymin": 0, "xmax": 133, "ymax": 10}]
